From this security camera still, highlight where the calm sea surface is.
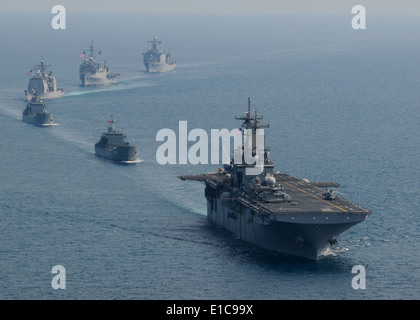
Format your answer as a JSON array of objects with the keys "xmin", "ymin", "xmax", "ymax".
[{"xmin": 0, "ymin": 12, "xmax": 419, "ymax": 299}]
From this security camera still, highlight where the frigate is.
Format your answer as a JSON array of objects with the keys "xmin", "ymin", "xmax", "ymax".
[
  {"xmin": 95, "ymin": 116, "xmax": 138, "ymax": 162},
  {"xmin": 179, "ymin": 98, "xmax": 371, "ymax": 260},
  {"xmin": 22, "ymin": 93, "xmax": 53, "ymax": 126},
  {"xmin": 143, "ymin": 36, "xmax": 176, "ymax": 72},
  {"xmin": 25, "ymin": 57, "xmax": 64, "ymax": 100},
  {"xmin": 79, "ymin": 41, "xmax": 119, "ymax": 86}
]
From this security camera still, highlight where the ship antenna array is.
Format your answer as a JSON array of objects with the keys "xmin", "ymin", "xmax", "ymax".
[
  {"xmin": 148, "ymin": 36, "xmax": 162, "ymax": 49},
  {"xmin": 86, "ymin": 40, "xmax": 102, "ymax": 58},
  {"xmin": 90, "ymin": 40, "xmax": 94, "ymax": 57},
  {"xmin": 235, "ymin": 97, "xmax": 269, "ymax": 130},
  {"xmin": 34, "ymin": 56, "xmax": 50, "ymax": 74},
  {"xmin": 107, "ymin": 114, "xmax": 116, "ymax": 129}
]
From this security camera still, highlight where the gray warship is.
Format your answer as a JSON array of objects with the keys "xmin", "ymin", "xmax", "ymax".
[
  {"xmin": 22, "ymin": 93, "xmax": 53, "ymax": 126},
  {"xmin": 179, "ymin": 98, "xmax": 371, "ymax": 260},
  {"xmin": 143, "ymin": 36, "xmax": 176, "ymax": 72},
  {"xmin": 95, "ymin": 116, "xmax": 138, "ymax": 162},
  {"xmin": 79, "ymin": 41, "xmax": 119, "ymax": 86},
  {"xmin": 25, "ymin": 57, "xmax": 64, "ymax": 100}
]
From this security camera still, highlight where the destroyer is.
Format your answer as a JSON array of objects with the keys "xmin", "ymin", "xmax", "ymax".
[
  {"xmin": 143, "ymin": 36, "xmax": 176, "ymax": 72},
  {"xmin": 95, "ymin": 116, "xmax": 138, "ymax": 162},
  {"xmin": 179, "ymin": 98, "xmax": 371, "ymax": 260},
  {"xmin": 25, "ymin": 57, "xmax": 64, "ymax": 100},
  {"xmin": 79, "ymin": 41, "xmax": 119, "ymax": 86},
  {"xmin": 22, "ymin": 93, "xmax": 53, "ymax": 126}
]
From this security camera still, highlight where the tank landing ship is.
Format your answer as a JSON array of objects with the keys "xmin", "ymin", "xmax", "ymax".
[
  {"xmin": 95, "ymin": 116, "xmax": 138, "ymax": 162},
  {"xmin": 79, "ymin": 41, "xmax": 119, "ymax": 87},
  {"xmin": 22, "ymin": 93, "xmax": 53, "ymax": 126},
  {"xmin": 25, "ymin": 57, "xmax": 64, "ymax": 100},
  {"xmin": 143, "ymin": 36, "xmax": 176, "ymax": 73},
  {"xmin": 179, "ymin": 98, "xmax": 371, "ymax": 260}
]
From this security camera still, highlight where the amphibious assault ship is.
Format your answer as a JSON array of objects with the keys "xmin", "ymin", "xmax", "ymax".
[
  {"xmin": 25, "ymin": 57, "xmax": 64, "ymax": 100},
  {"xmin": 79, "ymin": 41, "xmax": 119, "ymax": 86},
  {"xmin": 22, "ymin": 93, "xmax": 53, "ymax": 126},
  {"xmin": 143, "ymin": 36, "xmax": 176, "ymax": 72},
  {"xmin": 179, "ymin": 98, "xmax": 371, "ymax": 260},
  {"xmin": 95, "ymin": 116, "xmax": 138, "ymax": 162}
]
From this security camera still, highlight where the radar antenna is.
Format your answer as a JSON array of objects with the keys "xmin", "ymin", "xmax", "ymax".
[
  {"xmin": 148, "ymin": 36, "xmax": 162, "ymax": 50},
  {"xmin": 83, "ymin": 40, "xmax": 102, "ymax": 59},
  {"xmin": 235, "ymin": 97, "xmax": 269, "ymax": 130},
  {"xmin": 33, "ymin": 56, "xmax": 50, "ymax": 75}
]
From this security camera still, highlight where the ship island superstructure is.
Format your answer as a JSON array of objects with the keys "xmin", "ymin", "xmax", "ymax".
[
  {"xmin": 179, "ymin": 98, "xmax": 371, "ymax": 260},
  {"xmin": 143, "ymin": 36, "xmax": 176, "ymax": 72},
  {"xmin": 25, "ymin": 57, "xmax": 64, "ymax": 100},
  {"xmin": 79, "ymin": 41, "xmax": 119, "ymax": 86},
  {"xmin": 95, "ymin": 116, "xmax": 138, "ymax": 162}
]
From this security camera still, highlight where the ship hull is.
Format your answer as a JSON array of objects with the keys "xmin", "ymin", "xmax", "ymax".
[
  {"xmin": 207, "ymin": 195, "xmax": 366, "ymax": 260},
  {"xmin": 95, "ymin": 145, "xmax": 138, "ymax": 162},
  {"xmin": 144, "ymin": 62, "xmax": 176, "ymax": 73},
  {"xmin": 22, "ymin": 112, "xmax": 53, "ymax": 126}
]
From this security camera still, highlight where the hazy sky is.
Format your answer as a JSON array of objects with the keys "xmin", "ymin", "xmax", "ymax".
[{"xmin": 2, "ymin": 0, "xmax": 420, "ymax": 15}]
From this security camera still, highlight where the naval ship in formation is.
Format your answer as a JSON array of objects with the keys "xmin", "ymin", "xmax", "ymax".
[
  {"xmin": 79, "ymin": 41, "xmax": 119, "ymax": 86},
  {"xmin": 18, "ymin": 40, "xmax": 372, "ymax": 260},
  {"xmin": 22, "ymin": 92, "xmax": 53, "ymax": 126},
  {"xmin": 143, "ymin": 36, "xmax": 176, "ymax": 72},
  {"xmin": 25, "ymin": 58, "xmax": 64, "ymax": 100},
  {"xmin": 95, "ymin": 116, "xmax": 138, "ymax": 162},
  {"xmin": 180, "ymin": 98, "xmax": 371, "ymax": 260}
]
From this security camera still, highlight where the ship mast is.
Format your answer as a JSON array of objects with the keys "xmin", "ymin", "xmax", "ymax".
[
  {"xmin": 34, "ymin": 56, "xmax": 50, "ymax": 75},
  {"xmin": 235, "ymin": 98, "xmax": 270, "ymax": 164},
  {"xmin": 85, "ymin": 40, "xmax": 102, "ymax": 59},
  {"xmin": 109, "ymin": 114, "xmax": 115, "ymax": 126},
  {"xmin": 107, "ymin": 115, "xmax": 116, "ymax": 132},
  {"xmin": 89, "ymin": 40, "xmax": 95, "ymax": 58},
  {"xmin": 235, "ymin": 97, "xmax": 269, "ymax": 132},
  {"xmin": 148, "ymin": 36, "xmax": 162, "ymax": 50}
]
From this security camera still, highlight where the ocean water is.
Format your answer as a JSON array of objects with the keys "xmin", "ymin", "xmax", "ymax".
[{"xmin": 0, "ymin": 12, "xmax": 419, "ymax": 300}]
